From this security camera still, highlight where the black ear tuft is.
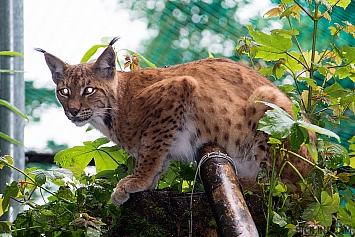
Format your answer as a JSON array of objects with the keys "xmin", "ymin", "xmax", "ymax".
[
  {"xmin": 36, "ymin": 48, "xmax": 68, "ymax": 84},
  {"xmin": 34, "ymin": 48, "xmax": 46, "ymax": 53},
  {"xmin": 109, "ymin": 36, "xmax": 120, "ymax": 46}
]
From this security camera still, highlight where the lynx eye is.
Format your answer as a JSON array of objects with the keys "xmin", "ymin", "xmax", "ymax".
[
  {"xmin": 58, "ymin": 88, "xmax": 69, "ymax": 97},
  {"xmin": 83, "ymin": 87, "xmax": 96, "ymax": 96}
]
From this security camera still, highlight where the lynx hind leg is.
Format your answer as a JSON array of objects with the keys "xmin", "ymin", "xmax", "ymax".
[
  {"xmin": 246, "ymin": 85, "xmax": 314, "ymax": 189},
  {"xmin": 111, "ymin": 76, "xmax": 198, "ymax": 205}
]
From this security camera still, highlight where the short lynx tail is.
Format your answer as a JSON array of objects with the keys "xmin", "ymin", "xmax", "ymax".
[
  {"xmin": 34, "ymin": 48, "xmax": 46, "ymax": 53},
  {"xmin": 109, "ymin": 36, "xmax": 120, "ymax": 46}
]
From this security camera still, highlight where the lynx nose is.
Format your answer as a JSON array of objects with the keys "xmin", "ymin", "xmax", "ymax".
[{"xmin": 68, "ymin": 108, "xmax": 79, "ymax": 117}]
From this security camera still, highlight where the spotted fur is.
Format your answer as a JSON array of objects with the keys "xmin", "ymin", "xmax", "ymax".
[{"xmin": 39, "ymin": 41, "xmax": 314, "ymax": 205}]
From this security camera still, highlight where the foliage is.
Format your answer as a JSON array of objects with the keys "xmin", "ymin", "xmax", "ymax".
[
  {"xmin": 236, "ymin": 0, "xmax": 355, "ymax": 236},
  {"xmin": 0, "ymin": 51, "xmax": 27, "ymax": 145}
]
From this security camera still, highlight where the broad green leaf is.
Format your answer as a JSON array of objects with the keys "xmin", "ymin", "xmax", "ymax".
[
  {"xmin": 92, "ymin": 137, "xmax": 110, "ymax": 148},
  {"xmin": 274, "ymin": 65, "xmax": 284, "ymax": 79},
  {"xmin": 298, "ymin": 77, "xmax": 317, "ymax": 89},
  {"xmin": 0, "ymin": 155, "xmax": 14, "ymax": 169},
  {"xmin": 272, "ymin": 211, "xmax": 287, "ymax": 227},
  {"xmin": 284, "ymin": 51, "xmax": 304, "ymax": 74},
  {"xmin": 325, "ymin": 83, "xmax": 350, "ymax": 99},
  {"xmin": 325, "ymin": 0, "xmax": 351, "ymax": 9},
  {"xmin": 35, "ymin": 172, "xmax": 47, "ymax": 186},
  {"xmin": 270, "ymin": 29, "xmax": 299, "ymax": 38},
  {"xmin": 280, "ymin": 4, "xmax": 302, "ymax": 21},
  {"xmin": 246, "ymin": 25, "xmax": 293, "ymax": 61},
  {"xmin": 257, "ymin": 101, "xmax": 295, "ymax": 139},
  {"xmin": 258, "ymin": 66, "xmax": 273, "ymax": 77},
  {"xmin": 80, "ymin": 44, "xmax": 107, "ymax": 63},
  {"xmin": 298, "ymin": 121, "xmax": 340, "ymax": 142},
  {"xmin": 2, "ymin": 181, "xmax": 19, "ymax": 212},
  {"xmin": 302, "ymin": 191, "xmax": 340, "ymax": 227},
  {"xmin": 30, "ymin": 168, "xmax": 73, "ymax": 184},
  {"xmin": 290, "ymin": 123, "xmax": 305, "ymax": 150},
  {"xmin": 0, "ymin": 221, "xmax": 12, "ymax": 233},
  {"xmin": 340, "ymin": 45, "xmax": 355, "ymax": 64},
  {"xmin": 0, "ymin": 51, "xmax": 23, "ymax": 57},
  {"xmin": 338, "ymin": 196, "xmax": 355, "ymax": 227},
  {"xmin": 86, "ymin": 226, "xmax": 101, "ymax": 236},
  {"xmin": 50, "ymin": 168, "xmax": 74, "ymax": 180},
  {"xmin": 0, "ymin": 99, "xmax": 28, "ymax": 120},
  {"xmin": 257, "ymin": 101, "xmax": 340, "ymax": 143},
  {"xmin": 338, "ymin": 206, "xmax": 355, "ymax": 227},
  {"xmin": 54, "ymin": 138, "xmax": 122, "ymax": 172},
  {"xmin": 272, "ymin": 182, "xmax": 287, "ymax": 197},
  {"xmin": 306, "ymin": 168, "xmax": 324, "ymax": 201},
  {"xmin": 323, "ymin": 141, "xmax": 350, "ymax": 168},
  {"xmin": 335, "ymin": 66, "xmax": 350, "ymax": 79}
]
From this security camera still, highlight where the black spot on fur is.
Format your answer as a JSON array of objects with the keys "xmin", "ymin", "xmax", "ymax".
[{"xmin": 104, "ymin": 111, "xmax": 113, "ymax": 128}]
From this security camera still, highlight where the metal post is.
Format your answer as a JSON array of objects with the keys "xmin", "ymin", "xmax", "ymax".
[
  {"xmin": 0, "ymin": 0, "xmax": 25, "ymax": 221},
  {"xmin": 197, "ymin": 144, "xmax": 259, "ymax": 237}
]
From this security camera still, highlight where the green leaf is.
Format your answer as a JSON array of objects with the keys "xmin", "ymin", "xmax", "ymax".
[
  {"xmin": 0, "ymin": 69, "xmax": 24, "ymax": 73},
  {"xmin": 54, "ymin": 138, "xmax": 122, "ymax": 173},
  {"xmin": 290, "ymin": 123, "xmax": 305, "ymax": 150},
  {"xmin": 340, "ymin": 45, "xmax": 355, "ymax": 64},
  {"xmin": 246, "ymin": 25, "xmax": 293, "ymax": 61},
  {"xmin": 257, "ymin": 101, "xmax": 295, "ymax": 139},
  {"xmin": 35, "ymin": 172, "xmax": 47, "ymax": 186},
  {"xmin": 0, "ymin": 221, "xmax": 12, "ymax": 233},
  {"xmin": 80, "ymin": 44, "xmax": 107, "ymax": 63},
  {"xmin": 298, "ymin": 77, "xmax": 317, "ymax": 89},
  {"xmin": 324, "ymin": 141, "xmax": 350, "ymax": 168},
  {"xmin": 338, "ymin": 196, "xmax": 355, "ymax": 227},
  {"xmin": 86, "ymin": 226, "xmax": 101, "ymax": 236},
  {"xmin": 272, "ymin": 211, "xmax": 288, "ymax": 227},
  {"xmin": 291, "ymin": 99, "xmax": 300, "ymax": 119},
  {"xmin": 0, "ymin": 99, "xmax": 28, "ymax": 121},
  {"xmin": 325, "ymin": 0, "xmax": 351, "ymax": 9},
  {"xmin": 270, "ymin": 29, "xmax": 299, "ymax": 38},
  {"xmin": 0, "ymin": 199, "xmax": 6, "ymax": 217},
  {"xmin": 2, "ymin": 181, "xmax": 19, "ymax": 213},
  {"xmin": 0, "ymin": 51, "xmax": 23, "ymax": 57},
  {"xmin": 0, "ymin": 155, "xmax": 14, "ymax": 169},
  {"xmin": 272, "ymin": 182, "xmax": 287, "ymax": 197},
  {"xmin": 298, "ymin": 121, "xmax": 340, "ymax": 142},
  {"xmin": 0, "ymin": 132, "xmax": 23, "ymax": 146},
  {"xmin": 306, "ymin": 168, "xmax": 324, "ymax": 201},
  {"xmin": 302, "ymin": 191, "xmax": 340, "ymax": 227}
]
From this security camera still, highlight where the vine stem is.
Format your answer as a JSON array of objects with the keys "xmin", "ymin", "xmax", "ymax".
[
  {"xmin": 307, "ymin": 3, "xmax": 320, "ymax": 112},
  {"xmin": 4, "ymin": 162, "xmax": 73, "ymax": 204},
  {"xmin": 265, "ymin": 148, "xmax": 278, "ymax": 237}
]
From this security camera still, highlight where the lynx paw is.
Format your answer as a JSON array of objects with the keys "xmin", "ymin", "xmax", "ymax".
[{"xmin": 110, "ymin": 175, "xmax": 152, "ymax": 205}]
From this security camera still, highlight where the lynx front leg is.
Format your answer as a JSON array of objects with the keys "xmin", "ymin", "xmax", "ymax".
[{"xmin": 111, "ymin": 76, "xmax": 198, "ymax": 205}]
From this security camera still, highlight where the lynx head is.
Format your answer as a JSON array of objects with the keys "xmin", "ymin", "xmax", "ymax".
[{"xmin": 36, "ymin": 37, "xmax": 119, "ymax": 129}]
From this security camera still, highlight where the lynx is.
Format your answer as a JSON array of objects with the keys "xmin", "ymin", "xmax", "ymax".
[{"xmin": 37, "ymin": 37, "xmax": 314, "ymax": 205}]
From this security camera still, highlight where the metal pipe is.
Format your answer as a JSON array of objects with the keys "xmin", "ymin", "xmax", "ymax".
[
  {"xmin": 0, "ymin": 0, "xmax": 25, "ymax": 222},
  {"xmin": 197, "ymin": 144, "xmax": 259, "ymax": 237}
]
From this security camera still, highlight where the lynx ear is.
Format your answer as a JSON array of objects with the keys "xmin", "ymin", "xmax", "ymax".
[
  {"xmin": 35, "ymin": 48, "xmax": 67, "ymax": 84},
  {"xmin": 93, "ymin": 37, "xmax": 120, "ymax": 79}
]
